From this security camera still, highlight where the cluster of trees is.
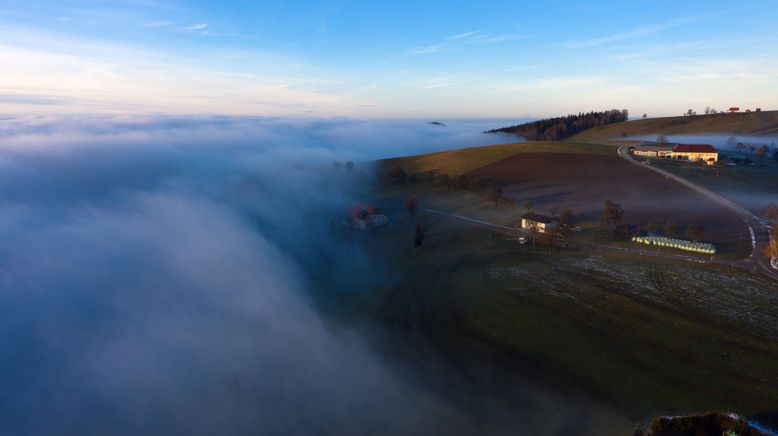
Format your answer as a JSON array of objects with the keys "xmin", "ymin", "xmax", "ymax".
[
  {"xmin": 683, "ymin": 106, "xmax": 763, "ymax": 116},
  {"xmin": 642, "ymin": 220, "xmax": 704, "ymax": 241},
  {"xmin": 602, "ymin": 200, "xmax": 705, "ymax": 241},
  {"xmin": 684, "ymin": 106, "xmax": 721, "ymax": 116},
  {"xmin": 485, "ymin": 109, "xmax": 629, "ymax": 141},
  {"xmin": 728, "ymin": 137, "xmax": 778, "ymax": 161}
]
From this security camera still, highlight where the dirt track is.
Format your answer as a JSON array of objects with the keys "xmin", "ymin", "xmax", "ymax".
[{"xmin": 464, "ymin": 153, "xmax": 751, "ymax": 256}]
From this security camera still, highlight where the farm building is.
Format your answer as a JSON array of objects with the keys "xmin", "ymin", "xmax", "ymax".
[
  {"xmin": 347, "ymin": 203, "xmax": 389, "ymax": 230},
  {"xmin": 629, "ymin": 145, "xmax": 673, "ymax": 158},
  {"xmin": 633, "ymin": 143, "xmax": 718, "ymax": 164},
  {"xmin": 670, "ymin": 144, "xmax": 718, "ymax": 164},
  {"xmin": 630, "ymin": 145, "xmax": 658, "ymax": 157},
  {"xmin": 521, "ymin": 212, "xmax": 556, "ymax": 233}
]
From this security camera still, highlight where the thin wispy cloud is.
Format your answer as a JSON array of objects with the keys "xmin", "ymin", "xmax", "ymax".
[
  {"xmin": 563, "ymin": 16, "xmax": 700, "ymax": 48},
  {"xmin": 141, "ymin": 20, "xmax": 172, "ymax": 28},
  {"xmin": 466, "ymin": 32, "xmax": 532, "ymax": 44},
  {"xmin": 0, "ymin": 93, "xmax": 71, "ymax": 106},
  {"xmin": 181, "ymin": 23, "xmax": 208, "ymax": 32},
  {"xmin": 0, "ymin": 1, "xmax": 775, "ymax": 118},
  {"xmin": 446, "ymin": 31, "xmax": 480, "ymax": 40},
  {"xmin": 409, "ymin": 30, "xmax": 532, "ymax": 54},
  {"xmin": 421, "ymin": 82, "xmax": 452, "ymax": 89},
  {"xmin": 408, "ymin": 43, "xmax": 447, "ymax": 54}
]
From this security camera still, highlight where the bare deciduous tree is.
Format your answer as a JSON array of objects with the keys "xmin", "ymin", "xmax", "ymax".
[
  {"xmin": 764, "ymin": 203, "xmax": 778, "ymax": 223},
  {"xmin": 487, "ymin": 186, "xmax": 503, "ymax": 205},
  {"xmin": 714, "ymin": 159, "xmax": 726, "ymax": 177},
  {"xmin": 602, "ymin": 200, "xmax": 623, "ymax": 229},
  {"xmin": 663, "ymin": 221, "xmax": 678, "ymax": 237},
  {"xmin": 413, "ymin": 224, "xmax": 425, "ymax": 247},
  {"xmin": 686, "ymin": 223, "xmax": 705, "ymax": 242},
  {"xmin": 756, "ymin": 145, "xmax": 769, "ymax": 160},
  {"xmin": 764, "ymin": 239, "xmax": 778, "ymax": 259},
  {"xmin": 405, "ymin": 196, "xmax": 418, "ymax": 219},
  {"xmin": 656, "ymin": 134, "xmax": 668, "ymax": 153}
]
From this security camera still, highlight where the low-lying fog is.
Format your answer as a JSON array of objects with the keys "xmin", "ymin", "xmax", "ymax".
[
  {"xmin": 0, "ymin": 116, "xmax": 628, "ymax": 436},
  {"xmin": 629, "ymin": 133, "xmax": 777, "ymax": 151}
]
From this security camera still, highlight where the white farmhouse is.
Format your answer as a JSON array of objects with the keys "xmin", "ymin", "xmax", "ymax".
[{"xmin": 521, "ymin": 212, "xmax": 556, "ymax": 234}]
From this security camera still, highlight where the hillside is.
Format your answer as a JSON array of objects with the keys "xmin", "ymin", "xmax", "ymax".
[
  {"xmin": 485, "ymin": 109, "xmax": 628, "ymax": 141},
  {"xmin": 572, "ymin": 110, "xmax": 778, "ymax": 140},
  {"xmin": 381, "ymin": 141, "xmax": 617, "ymax": 176}
]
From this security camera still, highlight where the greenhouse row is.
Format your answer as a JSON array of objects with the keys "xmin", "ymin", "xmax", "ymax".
[{"xmin": 631, "ymin": 236, "xmax": 717, "ymax": 254}]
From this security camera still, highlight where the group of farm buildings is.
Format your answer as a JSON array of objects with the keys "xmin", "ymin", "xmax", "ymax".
[{"xmin": 629, "ymin": 143, "xmax": 719, "ymax": 165}]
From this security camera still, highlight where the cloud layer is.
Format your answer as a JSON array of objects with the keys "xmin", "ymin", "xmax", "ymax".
[{"xmin": 0, "ymin": 116, "xmax": 627, "ymax": 435}]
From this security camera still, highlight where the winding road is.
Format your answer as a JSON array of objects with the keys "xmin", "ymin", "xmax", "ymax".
[
  {"xmin": 422, "ymin": 146, "xmax": 778, "ymax": 280},
  {"xmin": 617, "ymin": 145, "xmax": 777, "ymax": 280}
]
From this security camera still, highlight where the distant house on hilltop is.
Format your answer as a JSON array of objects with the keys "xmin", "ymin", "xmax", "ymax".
[
  {"xmin": 728, "ymin": 107, "xmax": 739, "ymax": 113},
  {"xmin": 347, "ymin": 203, "xmax": 389, "ymax": 230},
  {"xmin": 521, "ymin": 212, "xmax": 556, "ymax": 233}
]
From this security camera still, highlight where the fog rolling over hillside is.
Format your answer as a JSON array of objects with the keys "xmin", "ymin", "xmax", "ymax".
[{"xmin": 0, "ymin": 116, "xmax": 620, "ymax": 435}]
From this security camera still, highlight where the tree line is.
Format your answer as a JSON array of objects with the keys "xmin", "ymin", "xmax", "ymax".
[
  {"xmin": 603, "ymin": 200, "xmax": 706, "ymax": 241},
  {"xmin": 485, "ymin": 109, "xmax": 629, "ymax": 141}
]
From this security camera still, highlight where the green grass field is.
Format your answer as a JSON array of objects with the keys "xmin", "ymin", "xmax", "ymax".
[
  {"xmin": 360, "ymin": 117, "xmax": 778, "ymax": 429},
  {"xmin": 571, "ymin": 111, "xmax": 778, "ymax": 141},
  {"xmin": 360, "ymin": 181, "xmax": 778, "ymax": 426},
  {"xmin": 380, "ymin": 140, "xmax": 618, "ymax": 176}
]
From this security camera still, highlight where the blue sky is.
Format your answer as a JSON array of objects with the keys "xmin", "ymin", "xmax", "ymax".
[{"xmin": 1, "ymin": 0, "xmax": 777, "ymax": 118}]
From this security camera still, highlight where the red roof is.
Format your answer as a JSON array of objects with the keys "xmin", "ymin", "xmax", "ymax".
[
  {"xmin": 673, "ymin": 144, "xmax": 717, "ymax": 153},
  {"xmin": 348, "ymin": 202, "xmax": 383, "ymax": 219}
]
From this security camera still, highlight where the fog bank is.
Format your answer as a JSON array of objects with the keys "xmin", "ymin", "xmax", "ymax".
[{"xmin": 0, "ymin": 115, "xmax": 619, "ymax": 435}]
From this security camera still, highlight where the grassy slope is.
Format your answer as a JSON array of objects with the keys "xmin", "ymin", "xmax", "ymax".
[
  {"xmin": 381, "ymin": 141, "xmax": 617, "ymax": 176},
  {"xmin": 367, "ymin": 184, "xmax": 778, "ymax": 422},
  {"xmin": 571, "ymin": 111, "xmax": 778, "ymax": 141},
  {"xmin": 363, "ymin": 117, "xmax": 778, "ymax": 426}
]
